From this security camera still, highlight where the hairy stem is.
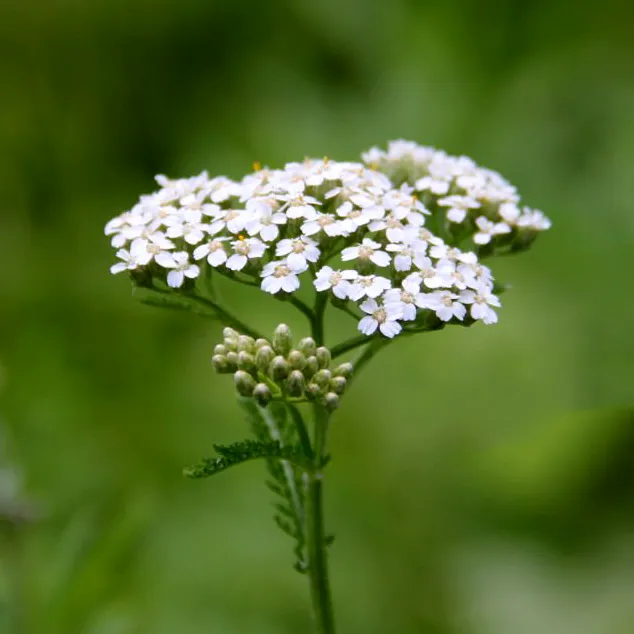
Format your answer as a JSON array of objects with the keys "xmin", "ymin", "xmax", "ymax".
[{"xmin": 305, "ymin": 404, "xmax": 335, "ymax": 634}]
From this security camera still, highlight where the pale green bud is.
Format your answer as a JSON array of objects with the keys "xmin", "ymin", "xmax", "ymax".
[
  {"xmin": 212, "ymin": 355, "xmax": 230, "ymax": 373},
  {"xmin": 237, "ymin": 351, "xmax": 256, "ymax": 373},
  {"xmin": 304, "ymin": 356, "xmax": 319, "ymax": 379},
  {"xmin": 286, "ymin": 370, "xmax": 305, "ymax": 397},
  {"xmin": 223, "ymin": 336, "xmax": 238, "ymax": 352},
  {"xmin": 234, "ymin": 370, "xmax": 256, "ymax": 397},
  {"xmin": 329, "ymin": 376, "xmax": 347, "ymax": 395},
  {"xmin": 225, "ymin": 351, "xmax": 239, "ymax": 371},
  {"xmin": 272, "ymin": 324, "xmax": 293, "ymax": 356},
  {"xmin": 213, "ymin": 344, "xmax": 227, "ymax": 356},
  {"xmin": 297, "ymin": 337, "xmax": 317, "ymax": 357},
  {"xmin": 306, "ymin": 382, "xmax": 322, "ymax": 399},
  {"xmin": 255, "ymin": 345, "xmax": 275, "ymax": 372},
  {"xmin": 269, "ymin": 355, "xmax": 290, "ymax": 381},
  {"xmin": 313, "ymin": 369, "xmax": 332, "ymax": 387},
  {"xmin": 315, "ymin": 347, "xmax": 331, "ymax": 369},
  {"xmin": 237, "ymin": 335, "xmax": 255, "ymax": 353},
  {"xmin": 333, "ymin": 362, "xmax": 353, "ymax": 378},
  {"xmin": 287, "ymin": 350, "xmax": 307, "ymax": 371},
  {"xmin": 254, "ymin": 338, "xmax": 270, "ymax": 350},
  {"xmin": 223, "ymin": 327, "xmax": 239, "ymax": 340},
  {"xmin": 323, "ymin": 392, "xmax": 340, "ymax": 411},
  {"xmin": 253, "ymin": 383, "xmax": 272, "ymax": 407}
]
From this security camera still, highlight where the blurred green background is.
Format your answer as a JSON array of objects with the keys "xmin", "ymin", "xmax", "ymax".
[{"xmin": 1, "ymin": 0, "xmax": 634, "ymax": 632}]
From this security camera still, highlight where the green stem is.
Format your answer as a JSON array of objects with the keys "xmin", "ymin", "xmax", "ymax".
[
  {"xmin": 312, "ymin": 293, "xmax": 328, "ymax": 346},
  {"xmin": 330, "ymin": 334, "xmax": 373, "ymax": 359},
  {"xmin": 305, "ymin": 404, "xmax": 335, "ymax": 634}
]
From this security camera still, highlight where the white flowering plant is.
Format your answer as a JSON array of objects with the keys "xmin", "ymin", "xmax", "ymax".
[{"xmin": 106, "ymin": 139, "xmax": 550, "ymax": 633}]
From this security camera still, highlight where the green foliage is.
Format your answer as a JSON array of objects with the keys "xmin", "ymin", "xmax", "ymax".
[{"xmin": 183, "ymin": 439, "xmax": 305, "ymax": 479}]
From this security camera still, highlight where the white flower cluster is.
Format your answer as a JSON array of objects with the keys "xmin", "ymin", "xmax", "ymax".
[
  {"xmin": 363, "ymin": 139, "xmax": 551, "ymax": 244},
  {"xmin": 106, "ymin": 141, "xmax": 551, "ymax": 338}
]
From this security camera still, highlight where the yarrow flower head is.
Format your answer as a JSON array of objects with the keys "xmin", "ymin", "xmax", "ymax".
[{"xmin": 106, "ymin": 141, "xmax": 551, "ymax": 338}]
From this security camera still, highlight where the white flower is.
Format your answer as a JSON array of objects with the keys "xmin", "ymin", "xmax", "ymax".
[
  {"xmin": 313, "ymin": 266, "xmax": 357, "ymax": 299},
  {"xmin": 383, "ymin": 285, "xmax": 418, "ymax": 321},
  {"xmin": 358, "ymin": 299, "xmax": 402, "ymax": 338},
  {"xmin": 226, "ymin": 237, "xmax": 266, "ymax": 271},
  {"xmin": 193, "ymin": 237, "xmax": 230, "ymax": 267},
  {"xmin": 277, "ymin": 193, "xmax": 321, "ymax": 219},
  {"xmin": 335, "ymin": 201, "xmax": 380, "ymax": 234},
  {"xmin": 110, "ymin": 248, "xmax": 139, "ymax": 274},
  {"xmin": 435, "ymin": 259, "xmax": 477, "ymax": 290},
  {"xmin": 341, "ymin": 238, "xmax": 390, "ymax": 267},
  {"xmin": 410, "ymin": 259, "xmax": 452, "ymax": 289},
  {"xmin": 459, "ymin": 287, "xmax": 500, "ymax": 324},
  {"xmin": 428, "ymin": 244, "xmax": 478, "ymax": 264},
  {"xmin": 386, "ymin": 239, "xmax": 428, "ymax": 272},
  {"xmin": 414, "ymin": 175, "xmax": 450, "ymax": 196},
  {"xmin": 165, "ymin": 209, "xmax": 208, "ymax": 245},
  {"xmin": 301, "ymin": 213, "xmax": 343, "ymax": 238},
  {"xmin": 437, "ymin": 195, "xmax": 481, "ymax": 223},
  {"xmin": 347, "ymin": 274, "xmax": 391, "ymax": 301},
  {"xmin": 371, "ymin": 205, "xmax": 425, "ymax": 241},
  {"xmin": 473, "ymin": 216, "xmax": 511, "ymax": 245},
  {"xmin": 517, "ymin": 208, "xmax": 552, "ymax": 231},
  {"xmin": 276, "ymin": 236, "xmax": 320, "ymax": 272},
  {"xmin": 180, "ymin": 190, "xmax": 220, "ymax": 217},
  {"xmin": 155, "ymin": 251, "xmax": 200, "ymax": 288},
  {"xmin": 245, "ymin": 199, "xmax": 287, "ymax": 242},
  {"xmin": 260, "ymin": 260, "xmax": 302, "ymax": 294},
  {"xmin": 416, "ymin": 290, "xmax": 466, "ymax": 322},
  {"xmin": 208, "ymin": 208, "xmax": 248, "ymax": 235},
  {"xmin": 499, "ymin": 202, "xmax": 521, "ymax": 225},
  {"xmin": 129, "ymin": 232, "xmax": 175, "ymax": 266}
]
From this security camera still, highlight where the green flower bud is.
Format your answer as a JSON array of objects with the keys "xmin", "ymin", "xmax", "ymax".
[
  {"xmin": 297, "ymin": 337, "xmax": 317, "ymax": 357},
  {"xmin": 333, "ymin": 362, "xmax": 353, "ymax": 378},
  {"xmin": 304, "ymin": 356, "xmax": 319, "ymax": 379},
  {"xmin": 225, "ymin": 351, "xmax": 239, "ymax": 371},
  {"xmin": 253, "ymin": 383, "xmax": 272, "ymax": 407},
  {"xmin": 212, "ymin": 354, "xmax": 230, "ymax": 373},
  {"xmin": 315, "ymin": 347, "xmax": 331, "ymax": 369},
  {"xmin": 234, "ymin": 370, "xmax": 256, "ymax": 397},
  {"xmin": 237, "ymin": 351, "xmax": 256, "ymax": 373},
  {"xmin": 313, "ymin": 369, "xmax": 332, "ymax": 387},
  {"xmin": 255, "ymin": 345, "xmax": 275, "ymax": 372},
  {"xmin": 329, "ymin": 376, "xmax": 347, "ymax": 395},
  {"xmin": 287, "ymin": 350, "xmax": 307, "ymax": 371},
  {"xmin": 223, "ymin": 336, "xmax": 238, "ymax": 352},
  {"xmin": 286, "ymin": 370, "xmax": 305, "ymax": 397},
  {"xmin": 306, "ymin": 382, "xmax": 322, "ymax": 399},
  {"xmin": 272, "ymin": 324, "xmax": 293, "ymax": 356},
  {"xmin": 237, "ymin": 335, "xmax": 255, "ymax": 353},
  {"xmin": 323, "ymin": 392, "xmax": 340, "ymax": 411},
  {"xmin": 213, "ymin": 344, "xmax": 227, "ymax": 356},
  {"xmin": 254, "ymin": 338, "xmax": 270, "ymax": 350},
  {"xmin": 269, "ymin": 355, "xmax": 289, "ymax": 381},
  {"xmin": 223, "ymin": 327, "xmax": 239, "ymax": 340}
]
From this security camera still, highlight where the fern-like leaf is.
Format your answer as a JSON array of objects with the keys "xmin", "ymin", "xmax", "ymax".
[{"xmin": 183, "ymin": 439, "xmax": 303, "ymax": 479}]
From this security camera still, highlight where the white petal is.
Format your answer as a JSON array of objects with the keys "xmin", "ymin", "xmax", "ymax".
[
  {"xmin": 371, "ymin": 251, "xmax": 391, "ymax": 267},
  {"xmin": 358, "ymin": 316, "xmax": 378, "ymax": 335},
  {"xmin": 167, "ymin": 270, "xmax": 184, "ymax": 288},
  {"xmin": 226, "ymin": 254, "xmax": 247, "ymax": 270},
  {"xmin": 379, "ymin": 321, "xmax": 402, "ymax": 338}
]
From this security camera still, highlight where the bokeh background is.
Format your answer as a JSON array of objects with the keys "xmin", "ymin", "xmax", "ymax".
[{"xmin": 1, "ymin": 1, "xmax": 634, "ymax": 632}]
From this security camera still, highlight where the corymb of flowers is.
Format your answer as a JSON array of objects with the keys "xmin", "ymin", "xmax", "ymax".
[{"xmin": 106, "ymin": 140, "xmax": 551, "ymax": 339}]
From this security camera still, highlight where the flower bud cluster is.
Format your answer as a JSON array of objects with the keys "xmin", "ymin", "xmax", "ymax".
[
  {"xmin": 106, "ymin": 140, "xmax": 550, "ymax": 338},
  {"xmin": 212, "ymin": 325, "xmax": 352, "ymax": 410}
]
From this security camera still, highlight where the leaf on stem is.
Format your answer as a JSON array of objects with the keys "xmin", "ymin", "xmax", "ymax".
[{"xmin": 183, "ymin": 439, "xmax": 303, "ymax": 479}]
